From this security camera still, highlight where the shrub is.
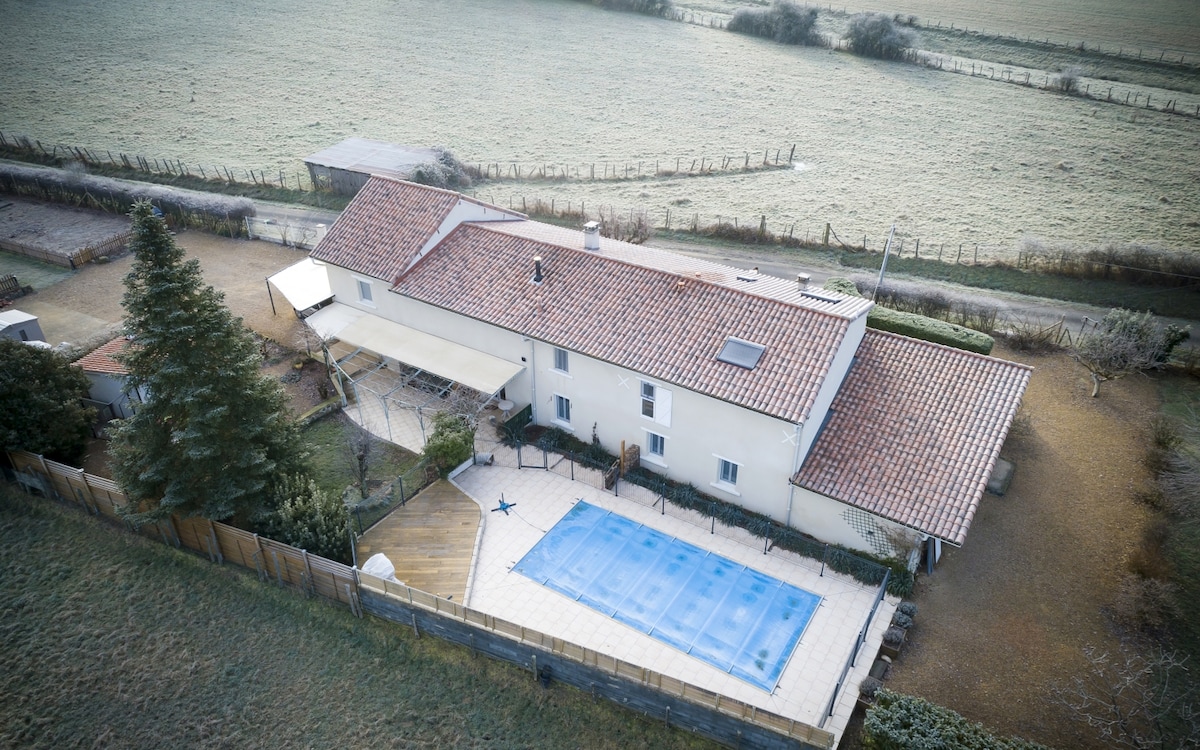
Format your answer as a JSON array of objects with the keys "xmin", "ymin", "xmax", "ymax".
[
  {"xmin": 1054, "ymin": 66, "xmax": 1083, "ymax": 94},
  {"xmin": 259, "ymin": 474, "xmax": 351, "ymax": 563},
  {"xmin": 882, "ymin": 626, "xmax": 906, "ymax": 647},
  {"xmin": 844, "ymin": 13, "xmax": 916, "ymax": 61},
  {"xmin": 859, "ymin": 676, "xmax": 884, "ymax": 700},
  {"xmin": 424, "ymin": 412, "xmax": 475, "ymax": 476},
  {"xmin": 864, "ymin": 690, "xmax": 1050, "ymax": 749},
  {"xmin": 1004, "ymin": 316, "xmax": 1065, "ymax": 353},
  {"xmin": 891, "ymin": 612, "xmax": 914, "ymax": 630},
  {"xmin": 1111, "ymin": 574, "xmax": 1178, "ymax": 635},
  {"xmin": 410, "ymin": 148, "xmax": 473, "ymax": 190},
  {"xmin": 896, "ymin": 601, "xmax": 918, "ymax": 618},
  {"xmin": 728, "ymin": 2, "xmax": 823, "ymax": 46}
]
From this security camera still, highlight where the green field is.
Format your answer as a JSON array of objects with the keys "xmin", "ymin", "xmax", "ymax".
[{"xmin": 0, "ymin": 484, "xmax": 715, "ymax": 749}]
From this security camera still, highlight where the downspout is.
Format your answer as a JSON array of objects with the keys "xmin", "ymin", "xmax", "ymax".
[
  {"xmin": 525, "ymin": 338, "xmax": 538, "ymax": 423},
  {"xmin": 785, "ymin": 420, "xmax": 804, "ymax": 527}
]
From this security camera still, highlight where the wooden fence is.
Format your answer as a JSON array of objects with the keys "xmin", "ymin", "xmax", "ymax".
[
  {"xmin": 7, "ymin": 449, "xmax": 836, "ymax": 748},
  {"xmin": 6, "ymin": 451, "xmax": 359, "ymax": 609},
  {"xmin": 0, "ymin": 230, "xmax": 131, "ymax": 269},
  {"xmin": 0, "ymin": 274, "xmax": 21, "ymax": 297}
]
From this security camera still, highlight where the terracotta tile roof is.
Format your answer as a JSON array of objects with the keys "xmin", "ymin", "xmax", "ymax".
[
  {"xmin": 310, "ymin": 177, "xmax": 521, "ymax": 282},
  {"xmin": 487, "ymin": 221, "xmax": 874, "ymax": 319},
  {"xmin": 792, "ymin": 331, "xmax": 1032, "ymax": 545},
  {"xmin": 73, "ymin": 336, "xmax": 130, "ymax": 376},
  {"xmin": 395, "ymin": 224, "xmax": 858, "ymax": 424}
]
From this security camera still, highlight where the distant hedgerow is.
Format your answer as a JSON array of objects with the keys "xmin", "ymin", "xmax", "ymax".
[
  {"xmin": 844, "ymin": 12, "xmax": 916, "ymax": 60},
  {"xmin": 728, "ymin": 2, "xmax": 823, "ymax": 46}
]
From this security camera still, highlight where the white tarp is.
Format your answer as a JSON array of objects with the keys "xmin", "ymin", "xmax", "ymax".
[
  {"xmin": 267, "ymin": 258, "xmax": 333, "ymax": 312},
  {"xmin": 361, "ymin": 552, "xmax": 398, "ymax": 582},
  {"xmin": 306, "ymin": 302, "xmax": 524, "ymax": 396}
]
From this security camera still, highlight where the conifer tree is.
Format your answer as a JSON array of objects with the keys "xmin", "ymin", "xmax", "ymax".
[
  {"xmin": 0, "ymin": 338, "xmax": 94, "ymax": 464},
  {"xmin": 110, "ymin": 201, "xmax": 303, "ymax": 525}
]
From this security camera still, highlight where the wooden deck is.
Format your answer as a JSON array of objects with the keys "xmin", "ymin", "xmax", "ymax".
[{"xmin": 354, "ymin": 480, "xmax": 480, "ymax": 602}]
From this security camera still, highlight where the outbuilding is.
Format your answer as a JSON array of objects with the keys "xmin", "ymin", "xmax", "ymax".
[{"xmin": 303, "ymin": 138, "xmax": 440, "ymax": 196}]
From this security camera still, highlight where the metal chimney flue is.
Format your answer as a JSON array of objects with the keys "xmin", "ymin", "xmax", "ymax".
[
  {"xmin": 583, "ymin": 221, "xmax": 600, "ymax": 251},
  {"xmin": 533, "ymin": 256, "xmax": 544, "ymax": 284},
  {"xmin": 797, "ymin": 273, "xmax": 811, "ymax": 290}
]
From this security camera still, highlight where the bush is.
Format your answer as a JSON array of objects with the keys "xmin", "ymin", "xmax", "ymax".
[
  {"xmin": 728, "ymin": 2, "xmax": 823, "ymax": 46},
  {"xmin": 410, "ymin": 148, "xmax": 473, "ymax": 190},
  {"xmin": 891, "ymin": 612, "xmax": 914, "ymax": 630},
  {"xmin": 864, "ymin": 690, "xmax": 1050, "ymax": 749},
  {"xmin": 896, "ymin": 601, "xmax": 919, "ymax": 618},
  {"xmin": 844, "ymin": 13, "xmax": 916, "ymax": 61},
  {"xmin": 1111, "ymin": 574, "xmax": 1179, "ymax": 635},
  {"xmin": 259, "ymin": 474, "xmax": 351, "ymax": 563},
  {"xmin": 859, "ymin": 676, "xmax": 884, "ymax": 700},
  {"xmin": 424, "ymin": 412, "xmax": 475, "ymax": 476},
  {"xmin": 1054, "ymin": 66, "xmax": 1083, "ymax": 94},
  {"xmin": 882, "ymin": 626, "xmax": 906, "ymax": 647}
]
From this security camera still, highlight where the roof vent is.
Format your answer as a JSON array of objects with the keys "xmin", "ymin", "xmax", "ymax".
[
  {"xmin": 799, "ymin": 289, "xmax": 841, "ymax": 304},
  {"xmin": 717, "ymin": 337, "xmax": 766, "ymax": 370},
  {"xmin": 583, "ymin": 221, "xmax": 600, "ymax": 251},
  {"xmin": 797, "ymin": 273, "xmax": 811, "ymax": 289},
  {"xmin": 532, "ymin": 256, "xmax": 544, "ymax": 285},
  {"xmin": 735, "ymin": 267, "xmax": 760, "ymax": 282}
]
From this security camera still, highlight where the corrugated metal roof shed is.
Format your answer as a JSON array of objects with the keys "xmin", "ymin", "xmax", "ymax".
[{"xmin": 303, "ymin": 138, "xmax": 439, "ymax": 178}]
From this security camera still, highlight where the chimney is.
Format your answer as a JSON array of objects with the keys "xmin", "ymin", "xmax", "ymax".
[
  {"xmin": 797, "ymin": 273, "xmax": 811, "ymax": 289},
  {"xmin": 533, "ymin": 256, "xmax": 544, "ymax": 284},
  {"xmin": 583, "ymin": 221, "xmax": 600, "ymax": 251}
]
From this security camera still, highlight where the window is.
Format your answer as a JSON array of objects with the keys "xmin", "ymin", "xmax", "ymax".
[
  {"xmin": 356, "ymin": 278, "xmax": 374, "ymax": 304},
  {"xmin": 718, "ymin": 458, "xmax": 739, "ymax": 486},
  {"xmin": 717, "ymin": 337, "xmax": 765, "ymax": 370},
  {"xmin": 641, "ymin": 381, "xmax": 656, "ymax": 418},
  {"xmin": 555, "ymin": 394, "xmax": 571, "ymax": 424},
  {"xmin": 639, "ymin": 381, "xmax": 672, "ymax": 427},
  {"xmin": 553, "ymin": 347, "xmax": 569, "ymax": 373},
  {"xmin": 647, "ymin": 432, "xmax": 665, "ymax": 458}
]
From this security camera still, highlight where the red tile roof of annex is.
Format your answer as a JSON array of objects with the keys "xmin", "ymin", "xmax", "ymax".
[
  {"xmin": 310, "ymin": 177, "xmax": 522, "ymax": 283},
  {"xmin": 394, "ymin": 222, "xmax": 860, "ymax": 425},
  {"xmin": 793, "ymin": 330, "xmax": 1032, "ymax": 545},
  {"xmin": 72, "ymin": 336, "xmax": 129, "ymax": 376}
]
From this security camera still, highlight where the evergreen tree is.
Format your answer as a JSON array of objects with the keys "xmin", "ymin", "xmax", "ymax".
[
  {"xmin": 0, "ymin": 338, "xmax": 94, "ymax": 464},
  {"xmin": 110, "ymin": 201, "xmax": 303, "ymax": 525}
]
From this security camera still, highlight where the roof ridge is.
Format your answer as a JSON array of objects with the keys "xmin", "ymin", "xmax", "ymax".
[
  {"xmin": 465, "ymin": 221, "xmax": 866, "ymax": 325},
  {"xmin": 864, "ymin": 328, "xmax": 1034, "ymax": 371},
  {"xmin": 371, "ymin": 176, "xmax": 527, "ymax": 219}
]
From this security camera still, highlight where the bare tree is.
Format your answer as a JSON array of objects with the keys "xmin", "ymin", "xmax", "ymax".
[
  {"xmin": 343, "ymin": 418, "xmax": 378, "ymax": 501},
  {"xmin": 1073, "ymin": 309, "xmax": 1189, "ymax": 396},
  {"xmin": 1057, "ymin": 645, "xmax": 1200, "ymax": 749}
]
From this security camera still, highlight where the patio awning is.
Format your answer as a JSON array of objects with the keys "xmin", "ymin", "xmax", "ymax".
[
  {"xmin": 306, "ymin": 303, "xmax": 524, "ymax": 395},
  {"xmin": 267, "ymin": 258, "xmax": 333, "ymax": 313}
]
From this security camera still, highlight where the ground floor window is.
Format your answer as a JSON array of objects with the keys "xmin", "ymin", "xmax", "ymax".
[
  {"xmin": 647, "ymin": 432, "xmax": 665, "ymax": 458},
  {"xmin": 554, "ymin": 394, "xmax": 571, "ymax": 424},
  {"xmin": 717, "ymin": 458, "xmax": 739, "ymax": 486}
]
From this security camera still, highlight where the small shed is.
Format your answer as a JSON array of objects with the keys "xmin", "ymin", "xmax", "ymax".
[
  {"xmin": 0, "ymin": 309, "xmax": 44, "ymax": 343},
  {"xmin": 304, "ymin": 138, "xmax": 440, "ymax": 196},
  {"xmin": 73, "ymin": 336, "xmax": 145, "ymax": 422}
]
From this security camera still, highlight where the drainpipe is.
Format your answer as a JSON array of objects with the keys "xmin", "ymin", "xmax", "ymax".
[
  {"xmin": 785, "ymin": 421, "xmax": 804, "ymax": 527},
  {"xmin": 525, "ymin": 338, "xmax": 538, "ymax": 423}
]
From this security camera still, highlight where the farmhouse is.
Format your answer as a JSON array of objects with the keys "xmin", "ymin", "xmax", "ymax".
[{"xmin": 281, "ymin": 176, "xmax": 1031, "ymax": 564}]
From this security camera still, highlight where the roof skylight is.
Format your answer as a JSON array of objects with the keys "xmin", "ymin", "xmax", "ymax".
[{"xmin": 717, "ymin": 337, "xmax": 766, "ymax": 369}]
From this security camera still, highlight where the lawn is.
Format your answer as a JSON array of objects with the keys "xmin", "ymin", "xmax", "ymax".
[
  {"xmin": 0, "ymin": 484, "xmax": 715, "ymax": 749},
  {"xmin": 301, "ymin": 413, "xmax": 421, "ymax": 501}
]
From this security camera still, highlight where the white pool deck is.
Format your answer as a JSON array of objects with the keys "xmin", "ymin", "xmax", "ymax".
[{"xmin": 450, "ymin": 446, "xmax": 897, "ymax": 745}]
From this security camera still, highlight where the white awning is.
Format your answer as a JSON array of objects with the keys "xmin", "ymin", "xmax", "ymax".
[
  {"xmin": 267, "ymin": 258, "xmax": 333, "ymax": 312},
  {"xmin": 307, "ymin": 303, "xmax": 524, "ymax": 395}
]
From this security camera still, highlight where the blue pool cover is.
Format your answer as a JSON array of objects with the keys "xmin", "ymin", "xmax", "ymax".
[{"xmin": 514, "ymin": 501, "xmax": 821, "ymax": 691}]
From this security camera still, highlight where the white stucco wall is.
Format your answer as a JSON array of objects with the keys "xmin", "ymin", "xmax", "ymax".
[{"xmin": 786, "ymin": 485, "xmax": 918, "ymax": 558}]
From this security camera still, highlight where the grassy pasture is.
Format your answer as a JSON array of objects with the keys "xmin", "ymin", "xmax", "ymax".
[{"xmin": 0, "ymin": 484, "xmax": 714, "ymax": 749}]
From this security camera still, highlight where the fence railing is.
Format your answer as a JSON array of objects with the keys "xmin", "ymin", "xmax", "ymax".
[
  {"xmin": 8, "ymin": 448, "xmax": 836, "ymax": 748},
  {"xmin": 0, "ymin": 273, "xmax": 22, "ymax": 297},
  {"xmin": 245, "ymin": 216, "xmax": 328, "ymax": 250}
]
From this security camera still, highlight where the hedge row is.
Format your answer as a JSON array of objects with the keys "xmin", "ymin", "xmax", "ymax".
[
  {"xmin": 864, "ymin": 690, "xmax": 1049, "ymax": 749},
  {"xmin": 825, "ymin": 277, "xmax": 995, "ymax": 355}
]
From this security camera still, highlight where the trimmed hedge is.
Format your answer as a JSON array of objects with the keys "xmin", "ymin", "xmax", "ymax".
[
  {"xmin": 864, "ymin": 690, "xmax": 1050, "ymax": 749},
  {"xmin": 826, "ymin": 278, "xmax": 995, "ymax": 355}
]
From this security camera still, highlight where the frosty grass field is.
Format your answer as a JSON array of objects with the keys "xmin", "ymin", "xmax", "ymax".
[{"xmin": 1, "ymin": 0, "xmax": 1198, "ymax": 260}]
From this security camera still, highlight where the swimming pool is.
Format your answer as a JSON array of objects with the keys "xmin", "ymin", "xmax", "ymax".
[{"xmin": 514, "ymin": 501, "xmax": 821, "ymax": 691}]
